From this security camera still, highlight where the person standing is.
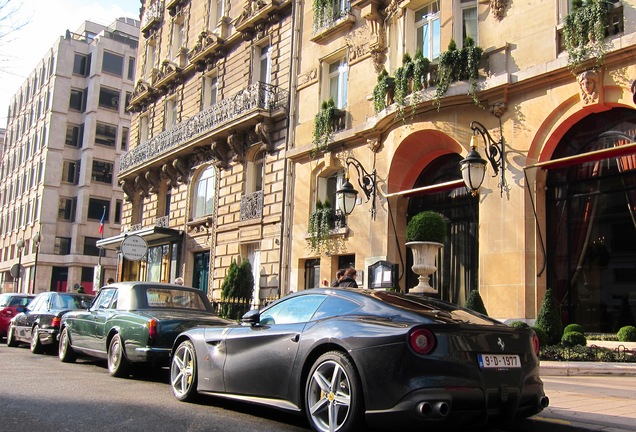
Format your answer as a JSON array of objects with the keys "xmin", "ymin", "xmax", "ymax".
[
  {"xmin": 335, "ymin": 268, "xmax": 358, "ymax": 288},
  {"xmin": 331, "ymin": 269, "xmax": 345, "ymax": 287},
  {"xmin": 174, "ymin": 277, "xmax": 184, "ymax": 285}
]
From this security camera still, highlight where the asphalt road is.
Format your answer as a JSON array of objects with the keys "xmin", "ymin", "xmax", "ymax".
[{"xmin": 0, "ymin": 341, "xmax": 556, "ymax": 432}]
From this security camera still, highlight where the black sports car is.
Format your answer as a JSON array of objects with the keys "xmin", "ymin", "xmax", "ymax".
[
  {"xmin": 170, "ymin": 288, "xmax": 548, "ymax": 432},
  {"xmin": 7, "ymin": 291, "xmax": 94, "ymax": 353}
]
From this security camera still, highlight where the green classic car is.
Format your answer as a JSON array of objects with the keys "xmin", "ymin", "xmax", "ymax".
[{"xmin": 58, "ymin": 282, "xmax": 230, "ymax": 377}]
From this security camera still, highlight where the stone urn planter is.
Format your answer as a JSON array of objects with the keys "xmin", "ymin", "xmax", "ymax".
[
  {"xmin": 406, "ymin": 211, "xmax": 447, "ymax": 295},
  {"xmin": 406, "ymin": 241, "xmax": 443, "ymax": 294}
]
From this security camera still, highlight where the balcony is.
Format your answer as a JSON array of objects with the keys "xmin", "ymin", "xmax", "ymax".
[
  {"xmin": 311, "ymin": 2, "xmax": 355, "ymax": 42},
  {"xmin": 119, "ymin": 82, "xmax": 288, "ymax": 199},
  {"xmin": 141, "ymin": 1, "xmax": 164, "ymax": 37},
  {"xmin": 240, "ymin": 190, "xmax": 264, "ymax": 221}
]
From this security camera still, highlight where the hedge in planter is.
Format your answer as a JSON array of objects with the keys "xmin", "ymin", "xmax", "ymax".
[
  {"xmin": 465, "ymin": 289, "xmax": 488, "ymax": 316},
  {"xmin": 406, "ymin": 210, "xmax": 447, "ymax": 243}
]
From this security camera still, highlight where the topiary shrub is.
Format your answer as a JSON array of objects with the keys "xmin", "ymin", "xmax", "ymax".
[
  {"xmin": 564, "ymin": 323, "xmax": 584, "ymax": 334},
  {"xmin": 220, "ymin": 259, "xmax": 254, "ymax": 320},
  {"xmin": 509, "ymin": 321, "xmax": 530, "ymax": 329},
  {"xmin": 406, "ymin": 211, "xmax": 447, "ymax": 243},
  {"xmin": 617, "ymin": 325, "xmax": 636, "ymax": 342},
  {"xmin": 561, "ymin": 331, "xmax": 587, "ymax": 347},
  {"xmin": 536, "ymin": 288, "xmax": 563, "ymax": 346},
  {"xmin": 532, "ymin": 326, "xmax": 548, "ymax": 347},
  {"xmin": 465, "ymin": 290, "xmax": 488, "ymax": 316}
]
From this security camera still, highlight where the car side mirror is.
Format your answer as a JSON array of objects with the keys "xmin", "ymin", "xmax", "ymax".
[{"xmin": 240, "ymin": 309, "xmax": 260, "ymax": 325}]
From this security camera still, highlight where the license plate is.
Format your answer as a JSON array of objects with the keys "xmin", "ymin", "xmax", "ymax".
[{"xmin": 478, "ymin": 354, "xmax": 521, "ymax": 369}]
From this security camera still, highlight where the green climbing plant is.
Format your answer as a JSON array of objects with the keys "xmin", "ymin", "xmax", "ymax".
[
  {"xmin": 563, "ymin": 0, "xmax": 610, "ymax": 70},
  {"xmin": 307, "ymin": 200, "xmax": 337, "ymax": 256},
  {"xmin": 312, "ymin": 98, "xmax": 337, "ymax": 156}
]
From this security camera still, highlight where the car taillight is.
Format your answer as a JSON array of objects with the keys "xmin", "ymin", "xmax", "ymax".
[
  {"xmin": 532, "ymin": 332, "xmax": 540, "ymax": 356},
  {"xmin": 51, "ymin": 317, "xmax": 61, "ymax": 329},
  {"xmin": 0, "ymin": 308, "xmax": 11, "ymax": 317},
  {"xmin": 408, "ymin": 328, "xmax": 437, "ymax": 355},
  {"xmin": 148, "ymin": 319, "xmax": 157, "ymax": 339}
]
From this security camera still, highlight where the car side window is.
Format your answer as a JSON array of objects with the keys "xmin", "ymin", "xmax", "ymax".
[
  {"xmin": 260, "ymin": 295, "xmax": 327, "ymax": 325},
  {"xmin": 312, "ymin": 296, "xmax": 361, "ymax": 321},
  {"xmin": 27, "ymin": 295, "xmax": 45, "ymax": 312},
  {"xmin": 94, "ymin": 289, "xmax": 116, "ymax": 309}
]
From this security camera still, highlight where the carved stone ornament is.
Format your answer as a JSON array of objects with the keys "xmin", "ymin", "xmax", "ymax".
[
  {"xmin": 173, "ymin": 158, "xmax": 191, "ymax": 184},
  {"xmin": 235, "ymin": 0, "xmax": 269, "ymax": 29},
  {"xmin": 187, "ymin": 30, "xmax": 221, "ymax": 62},
  {"xmin": 145, "ymin": 170, "xmax": 162, "ymax": 194},
  {"xmin": 490, "ymin": 102, "xmax": 507, "ymax": 118},
  {"xmin": 210, "ymin": 140, "xmax": 231, "ymax": 169},
  {"xmin": 255, "ymin": 121, "xmax": 274, "ymax": 153},
  {"xmin": 229, "ymin": 131, "xmax": 247, "ymax": 163},
  {"xmin": 490, "ymin": 0, "xmax": 507, "ymax": 20},
  {"xmin": 345, "ymin": 26, "xmax": 371, "ymax": 66},
  {"xmin": 383, "ymin": 0, "xmax": 403, "ymax": 21},
  {"xmin": 191, "ymin": 146, "xmax": 215, "ymax": 167},
  {"xmin": 135, "ymin": 174, "xmax": 151, "ymax": 197},
  {"xmin": 162, "ymin": 162, "xmax": 180, "ymax": 188},
  {"xmin": 631, "ymin": 79, "xmax": 636, "ymax": 105},
  {"xmin": 156, "ymin": 59, "xmax": 181, "ymax": 82},
  {"xmin": 298, "ymin": 68, "xmax": 317, "ymax": 88},
  {"xmin": 131, "ymin": 80, "xmax": 154, "ymax": 100},
  {"xmin": 367, "ymin": 137, "xmax": 381, "ymax": 153},
  {"xmin": 578, "ymin": 69, "xmax": 600, "ymax": 105},
  {"xmin": 120, "ymin": 179, "xmax": 136, "ymax": 201}
]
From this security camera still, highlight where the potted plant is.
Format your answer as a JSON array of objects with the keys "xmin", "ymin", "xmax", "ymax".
[
  {"xmin": 372, "ymin": 69, "xmax": 394, "ymax": 114},
  {"xmin": 406, "ymin": 211, "xmax": 447, "ymax": 294},
  {"xmin": 312, "ymin": 98, "xmax": 337, "ymax": 156},
  {"xmin": 307, "ymin": 200, "xmax": 337, "ymax": 255}
]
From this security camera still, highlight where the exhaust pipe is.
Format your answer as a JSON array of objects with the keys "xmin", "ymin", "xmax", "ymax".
[
  {"xmin": 416, "ymin": 401, "xmax": 450, "ymax": 418},
  {"xmin": 539, "ymin": 396, "xmax": 550, "ymax": 409}
]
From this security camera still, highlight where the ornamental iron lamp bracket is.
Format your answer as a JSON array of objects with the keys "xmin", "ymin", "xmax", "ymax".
[
  {"xmin": 462, "ymin": 118, "xmax": 507, "ymax": 196},
  {"xmin": 336, "ymin": 156, "xmax": 377, "ymax": 220}
]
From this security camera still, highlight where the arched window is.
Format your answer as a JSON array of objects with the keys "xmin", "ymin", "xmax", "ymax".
[
  {"xmin": 193, "ymin": 166, "xmax": 216, "ymax": 219},
  {"xmin": 246, "ymin": 150, "xmax": 265, "ymax": 194}
]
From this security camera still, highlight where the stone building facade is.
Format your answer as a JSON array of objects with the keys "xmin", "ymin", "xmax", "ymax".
[
  {"xmin": 0, "ymin": 18, "xmax": 139, "ymax": 294},
  {"xmin": 110, "ymin": 0, "xmax": 292, "ymax": 303}
]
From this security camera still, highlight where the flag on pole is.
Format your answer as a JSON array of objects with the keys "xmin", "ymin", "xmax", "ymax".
[{"xmin": 99, "ymin": 206, "xmax": 106, "ymax": 235}]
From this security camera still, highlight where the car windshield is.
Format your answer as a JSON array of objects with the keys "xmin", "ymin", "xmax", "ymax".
[
  {"xmin": 146, "ymin": 288, "xmax": 207, "ymax": 311},
  {"xmin": 371, "ymin": 291, "xmax": 497, "ymax": 325},
  {"xmin": 55, "ymin": 295, "xmax": 93, "ymax": 310}
]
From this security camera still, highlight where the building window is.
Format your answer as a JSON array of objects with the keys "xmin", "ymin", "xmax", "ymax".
[
  {"xmin": 73, "ymin": 53, "xmax": 90, "ymax": 76},
  {"xmin": 88, "ymin": 198, "xmax": 110, "ymax": 221},
  {"xmin": 120, "ymin": 127, "xmax": 129, "ymax": 150},
  {"xmin": 99, "ymin": 86, "xmax": 120, "ymax": 111},
  {"xmin": 115, "ymin": 199, "xmax": 122, "ymax": 224},
  {"xmin": 125, "ymin": 92, "xmax": 132, "ymax": 114},
  {"xmin": 54, "ymin": 237, "xmax": 72, "ymax": 255},
  {"xmin": 415, "ymin": 1, "xmax": 441, "ymax": 60},
  {"xmin": 145, "ymin": 42, "xmax": 156, "ymax": 78},
  {"xmin": 254, "ymin": 44, "xmax": 272, "ymax": 85},
  {"xmin": 62, "ymin": 160, "xmax": 79, "ymax": 184},
  {"xmin": 127, "ymin": 57, "xmax": 136, "ymax": 80},
  {"xmin": 316, "ymin": 170, "xmax": 344, "ymax": 212},
  {"xmin": 91, "ymin": 160, "xmax": 113, "ymax": 184},
  {"xmin": 139, "ymin": 115, "xmax": 149, "ymax": 143},
  {"xmin": 83, "ymin": 237, "xmax": 100, "ymax": 256},
  {"xmin": 58, "ymin": 197, "xmax": 76, "ymax": 221},
  {"xmin": 102, "ymin": 51, "xmax": 124, "ymax": 76},
  {"xmin": 95, "ymin": 122, "xmax": 117, "ymax": 147},
  {"xmin": 69, "ymin": 88, "xmax": 86, "ymax": 111},
  {"xmin": 193, "ymin": 166, "xmax": 216, "ymax": 219},
  {"xmin": 165, "ymin": 97, "xmax": 178, "ymax": 129},
  {"xmin": 208, "ymin": 0, "xmax": 225, "ymax": 30},
  {"xmin": 203, "ymin": 74, "xmax": 218, "ymax": 108},
  {"xmin": 327, "ymin": 57, "xmax": 348, "ymax": 109},
  {"xmin": 64, "ymin": 124, "xmax": 83, "ymax": 148},
  {"xmin": 455, "ymin": 0, "xmax": 477, "ymax": 47},
  {"xmin": 246, "ymin": 150, "xmax": 265, "ymax": 193},
  {"xmin": 170, "ymin": 22, "xmax": 186, "ymax": 61}
]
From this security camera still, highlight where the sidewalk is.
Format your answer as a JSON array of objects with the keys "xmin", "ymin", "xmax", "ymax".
[{"xmin": 516, "ymin": 361, "xmax": 636, "ymax": 432}]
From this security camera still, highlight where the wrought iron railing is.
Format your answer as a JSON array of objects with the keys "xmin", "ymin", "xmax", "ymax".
[
  {"xmin": 120, "ymin": 82, "xmax": 288, "ymax": 173},
  {"xmin": 240, "ymin": 190, "xmax": 264, "ymax": 221},
  {"xmin": 313, "ymin": 1, "xmax": 352, "ymax": 33},
  {"xmin": 155, "ymin": 215, "xmax": 169, "ymax": 228},
  {"xmin": 141, "ymin": 0, "xmax": 164, "ymax": 31}
]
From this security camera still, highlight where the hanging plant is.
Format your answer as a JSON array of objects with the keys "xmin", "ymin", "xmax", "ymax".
[
  {"xmin": 373, "ymin": 69, "xmax": 394, "ymax": 113},
  {"xmin": 412, "ymin": 50, "xmax": 430, "ymax": 92},
  {"xmin": 563, "ymin": 0, "xmax": 610, "ymax": 70},
  {"xmin": 434, "ymin": 38, "xmax": 482, "ymax": 108},
  {"xmin": 394, "ymin": 53, "xmax": 414, "ymax": 107},
  {"xmin": 307, "ymin": 200, "xmax": 337, "ymax": 255},
  {"xmin": 312, "ymin": 0, "xmax": 332, "ymax": 30},
  {"xmin": 312, "ymin": 98, "xmax": 336, "ymax": 156}
]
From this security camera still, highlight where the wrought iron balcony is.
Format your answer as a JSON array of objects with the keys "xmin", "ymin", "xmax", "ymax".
[
  {"xmin": 141, "ymin": 0, "xmax": 164, "ymax": 35},
  {"xmin": 155, "ymin": 215, "xmax": 170, "ymax": 228},
  {"xmin": 120, "ymin": 82, "xmax": 288, "ymax": 174},
  {"xmin": 313, "ymin": 1, "xmax": 354, "ymax": 35},
  {"xmin": 240, "ymin": 190, "xmax": 264, "ymax": 221}
]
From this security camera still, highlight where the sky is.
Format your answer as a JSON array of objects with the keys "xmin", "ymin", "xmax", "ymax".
[{"xmin": 0, "ymin": 0, "xmax": 139, "ymax": 128}]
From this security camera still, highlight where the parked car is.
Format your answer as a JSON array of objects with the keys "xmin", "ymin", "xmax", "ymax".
[
  {"xmin": 170, "ymin": 288, "xmax": 548, "ymax": 432},
  {"xmin": 59, "ymin": 282, "xmax": 228, "ymax": 377},
  {"xmin": 0, "ymin": 293, "xmax": 35, "ymax": 339},
  {"xmin": 6, "ymin": 291, "xmax": 94, "ymax": 353}
]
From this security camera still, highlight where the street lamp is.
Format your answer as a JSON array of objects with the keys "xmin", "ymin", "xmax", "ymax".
[
  {"xmin": 16, "ymin": 238, "xmax": 25, "ymax": 293},
  {"xmin": 460, "ymin": 119, "xmax": 507, "ymax": 196},
  {"xmin": 335, "ymin": 157, "xmax": 377, "ymax": 220},
  {"xmin": 32, "ymin": 232, "xmax": 42, "ymax": 294}
]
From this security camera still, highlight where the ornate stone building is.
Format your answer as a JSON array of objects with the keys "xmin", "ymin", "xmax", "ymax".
[
  {"xmin": 287, "ymin": 0, "xmax": 636, "ymax": 329},
  {"xmin": 106, "ymin": 0, "xmax": 292, "ymax": 302}
]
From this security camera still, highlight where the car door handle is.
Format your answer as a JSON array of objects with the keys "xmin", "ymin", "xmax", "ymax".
[{"xmin": 291, "ymin": 334, "xmax": 300, "ymax": 343}]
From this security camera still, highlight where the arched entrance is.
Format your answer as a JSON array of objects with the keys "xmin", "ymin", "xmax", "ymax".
[
  {"xmin": 406, "ymin": 154, "xmax": 479, "ymax": 305},
  {"xmin": 547, "ymin": 107, "xmax": 636, "ymax": 331}
]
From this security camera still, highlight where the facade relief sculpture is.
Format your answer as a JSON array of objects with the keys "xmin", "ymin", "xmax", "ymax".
[{"xmin": 578, "ymin": 69, "xmax": 601, "ymax": 105}]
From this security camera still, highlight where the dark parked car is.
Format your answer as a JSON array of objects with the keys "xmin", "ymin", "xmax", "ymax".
[
  {"xmin": 59, "ymin": 282, "xmax": 228, "ymax": 377},
  {"xmin": 0, "ymin": 293, "xmax": 35, "ymax": 339},
  {"xmin": 7, "ymin": 291, "xmax": 94, "ymax": 353},
  {"xmin": 170, "ymin": 288, "xmax": 548, "ymax": 432}
]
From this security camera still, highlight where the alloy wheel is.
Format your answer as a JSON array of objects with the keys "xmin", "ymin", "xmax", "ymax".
[{"xmin": 307, "ymin": 359, "xmax": 352, "ymax": 432}]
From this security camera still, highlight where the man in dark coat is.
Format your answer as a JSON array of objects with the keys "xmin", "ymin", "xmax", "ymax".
[{"xmin": 331, "ymin": 268, "xmax": 345, "ymax": 287}]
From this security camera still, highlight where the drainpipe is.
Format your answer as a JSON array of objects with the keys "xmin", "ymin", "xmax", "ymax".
[{"xmin": 279, "ymin": 0, "xmax": 304, "ymax": 296}]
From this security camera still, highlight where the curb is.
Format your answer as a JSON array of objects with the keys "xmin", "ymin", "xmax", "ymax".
[{"xmin": 540, "ymin": 361, "xmax": 636, "ymax": 376}]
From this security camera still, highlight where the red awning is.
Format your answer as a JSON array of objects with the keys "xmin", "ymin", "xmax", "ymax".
[
  {"xmin": 385, "ymin": 179, "xmax": 465, "ymax": 198},
  {"xmin": 525, "ymin": 143, "xmax": 636, "ymax": 171}
]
